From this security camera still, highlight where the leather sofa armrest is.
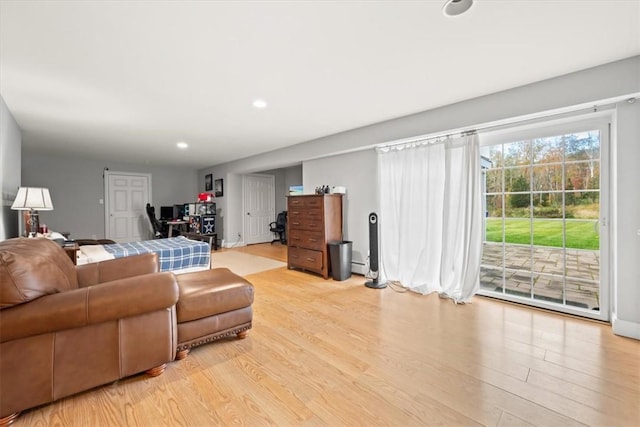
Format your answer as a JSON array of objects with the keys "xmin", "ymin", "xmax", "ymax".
[
  {"xmin": 0, "ymin": 272, "xmax": 178, "ymax": 343},
  {"xmin": 76, "ymin": 253, "xmax": 159, "ymax": 287}
]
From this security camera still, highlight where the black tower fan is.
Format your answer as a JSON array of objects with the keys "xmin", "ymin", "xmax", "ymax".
[{"xmin": 365, "ymin": 212, "xmax": 387, "ymax": 289}]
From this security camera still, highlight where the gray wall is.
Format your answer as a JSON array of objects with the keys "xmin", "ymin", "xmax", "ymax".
[
  {"xmin": 197, "ymin": 167, "xmax": 228, "ymax": 244},
  {"xmin": 202, "ymin": 56, "xmax": 640, "ymax": 339},
  {"xmin": 22, "ymin": 151, "xmax": 199, "ymax": 239},
  {"xmin": 256, "ymin": 168, "xmax": 286, "ymax": 214},
  {"xmin": 612, "ymin": 100, "xmax": 640, "ymax": 339},
  {"xmin": 303, "ymin": 150, "xmax": 377, "ymax": 267},
  {"xmin": 198, "ymin": 164, "xmax": 302, "ymax": 245},
  {"xmin": 258, "ymin": 165, "xmax": 303, "ymax": 213},
  {"xmin": 0, "ymin": 95, "xmax": 21, "ymax": 240},
  {"xmin": 284, "ymin": 165, "xmax": 303, "ymax": 192}
]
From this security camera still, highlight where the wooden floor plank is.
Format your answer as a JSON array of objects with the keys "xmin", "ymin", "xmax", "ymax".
[{"xmin": 13, "ymin": 243, "xmax": 640, "ymax": 426}]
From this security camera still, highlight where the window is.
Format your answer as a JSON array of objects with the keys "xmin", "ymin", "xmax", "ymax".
[{"xmin": 479, "ymin": 115, "xmax": 609, "ymax": 320}]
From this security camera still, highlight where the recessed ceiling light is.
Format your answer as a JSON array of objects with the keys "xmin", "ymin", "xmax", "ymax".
[
  {"xmin": 442, "ymin": 0, "xmax": 474, "ymax": 17},
  {"xmin": 176, "ymin": 141, "xmax": 188, "ymax": 149},
  {"xmin": 252, "ymin": 99, "xmax": 268, "ymax": 109}
]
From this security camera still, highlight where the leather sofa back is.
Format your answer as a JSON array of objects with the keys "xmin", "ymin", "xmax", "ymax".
[{"xmin": 0, "ymin": 238, "xmax": 78, "ymax": 309}]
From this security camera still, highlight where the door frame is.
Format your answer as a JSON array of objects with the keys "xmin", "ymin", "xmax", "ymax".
[
  {"xmin": 242, "ymin": 173, "xmax": 275, "ymax": 245},
  {"xmin": 104, "ymin": 171, "xmax": 152, "ymax": 240}
]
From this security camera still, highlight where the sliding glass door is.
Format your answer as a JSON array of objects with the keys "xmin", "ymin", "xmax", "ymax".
[{"xmin": 479, "ymin": 116, "xmax": 609, "ymax": 320}]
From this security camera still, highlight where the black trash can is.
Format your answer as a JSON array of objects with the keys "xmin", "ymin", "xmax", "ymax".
[{"xmin": 328, "ymin": 240, "xmax": 353, "ymax": 281}]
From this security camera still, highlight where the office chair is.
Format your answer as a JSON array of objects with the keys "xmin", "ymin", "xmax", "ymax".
[
  {"xmin": 269, "ymin": 211, "xmax": 287, "ymax": 244},
  {"xmin": 146, "ymin": 203, "xmax": 178, "ymax": 239}
]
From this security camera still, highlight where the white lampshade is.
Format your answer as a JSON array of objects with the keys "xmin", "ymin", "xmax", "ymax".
[{"xmin": 11, "ymin": 187, "xmax": 54, "ymax": 211}]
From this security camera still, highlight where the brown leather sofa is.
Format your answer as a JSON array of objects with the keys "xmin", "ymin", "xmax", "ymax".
[{"xmin": 0, "ymin": 238, "xmax": 179, "ymax": 425}]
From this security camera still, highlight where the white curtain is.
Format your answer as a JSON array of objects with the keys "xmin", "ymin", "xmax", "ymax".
[{"xmin": 378, "ymin": 134, "xmax": 482, "ymax": 303}]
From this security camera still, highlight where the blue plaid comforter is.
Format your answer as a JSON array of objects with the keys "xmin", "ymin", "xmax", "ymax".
[{"xmin": 103, "ymin": 236, "xmax": 210, "ymax": 271}]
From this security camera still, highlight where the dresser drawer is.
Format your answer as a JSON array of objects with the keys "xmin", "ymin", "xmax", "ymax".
[
  {"xmin": 288, "ymin": 246, "xmax": 323, "ymax": 271},
  {"xmin": 302, "ymin": 197, "xmax": 322, "ymax": 208},
  {"xmin": 288, "ymin": 198, "xmax": 304, "ymax": 208},
  {"xmin": 289, "ymin": 217, "xmax": 323, "ymax": 231},
  {"xmin": 288, "ymin": 206, "xmax": 322, "ymax": 220},
  {"xmin": 288, "ymin": 229, "xmax": 325, "ymax": 251},
  {"xmin": 288, "ymin": 197, "xmax": 323, "ymax": 209}
]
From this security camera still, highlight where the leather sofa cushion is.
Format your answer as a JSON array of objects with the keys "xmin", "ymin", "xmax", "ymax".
[
  {"xmin": 0, "ymin": 238, "xmax": 78, "ymax": 309},
  {"xmin": 176, "ymin": 268, "xmax": 254, "ymax": 323}
]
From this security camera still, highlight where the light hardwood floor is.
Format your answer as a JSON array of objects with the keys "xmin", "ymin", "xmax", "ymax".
[
  {"xmin": 15, "ymin": 243, "xmax": 640, "ymax": 426},
  {"xmin": 221, "ymin": 241, "xmax": 288, "ymax": 262}
]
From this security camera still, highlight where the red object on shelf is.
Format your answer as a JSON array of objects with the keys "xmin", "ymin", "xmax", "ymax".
[{"xmin": 198, "ymin": 192, "xmax": 214, "ymax": 202}]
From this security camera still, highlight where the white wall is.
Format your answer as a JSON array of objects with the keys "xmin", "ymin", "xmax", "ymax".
[
  {"xmin": 282, "ymin": 165, "xmax": 303, "ymax": 210},
  {"xmin": 256, "ymin": 168, "xmax": 286, "ymax": 214},
  {"xmin": 198, "ymin": 166, "xmax": 229, "ymax": 243},
  {"xmin": 203, "ymin": 57, "xmax": 639, "ymax": 175},
  {"xmin": 303, "ymin": 150, "xmax": 377, "ymax": 268},
  {"xmin": 611, "ymin": 100, "xmax": 640, "ymax": 339},
  {"xmin": 284, "ymin": 165, "xmax": 303, "ymax": 192},
  {"xmin": 203, "ymin": 56, "xmax": 640, "ymax": 338},
  {"xmin": 257, "ymin": 165, "xmax": 303, "ymax": 214},
  {"xmin": 225, "ymin": 172, "xmax": 243, "ymax": 245},
  {"xmin": 0, "ymin": 95, "xmax": 21, "ymax": 240},
  {"xmin": 22, "ymin": 151, "xmax": 199, "ymax": 239},
  {"xmin": 198, "ymin": 164, "xmax": 302, "ymax": 244}
]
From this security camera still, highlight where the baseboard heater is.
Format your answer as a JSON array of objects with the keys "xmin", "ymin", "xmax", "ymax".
[{"xmin": 351, "ymin": 260, "xmax": 367, "ymax": 276}]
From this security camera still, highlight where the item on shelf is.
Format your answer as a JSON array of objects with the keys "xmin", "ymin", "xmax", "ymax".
[
  {"xmin": 198, "ymin": 192, "xmax": 214, "ymax": 202},
  {"xmin": 200, "ymin": 215, "xmax": 216, "ymax": 234},
  {"xmin": 315, "ymin": 185, "xmax": 331, "ymax": 195},
  {"xmin": 189, "ymin": 216, "xmax": 201, "ymax": 233},
  {"xmin": 289, "ymin": 185, "xmax": 303, "ymax": 195},
  {"xmin": 183, "ymin": 199, "xmax": 217, "ymax": 234},
  {"xmin": 184, "ymin": 203, "xmax": 196, "ymax": 218},
  {"xmin": 332, "ymin": 186, "xmax": 346, "ymax": 194},
  {"xmin": 197, "ymin": 202, "xmax": 216, "ymax": 215}
]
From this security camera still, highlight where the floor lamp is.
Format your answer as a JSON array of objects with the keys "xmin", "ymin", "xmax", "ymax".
[{"xmin": 10, "ymin": 187, "xmax": 54, "ymax": 237}]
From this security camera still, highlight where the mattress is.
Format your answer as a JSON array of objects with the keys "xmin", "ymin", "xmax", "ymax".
[{"xmin": 77, "ymin": 236, "xmax": 211, "ymax": 273}]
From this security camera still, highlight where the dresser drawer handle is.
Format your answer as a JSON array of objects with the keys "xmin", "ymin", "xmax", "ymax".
[
  {"xmin": 306, "ymin": 257, "xmax": 316, "ymax": 262},
  {"xmin": 308, "ymin": 238, "xmax": 317, "ymax": 242},
  {"xmin": 293, "ymin": 236, "xmax": 300, "ymax": 240},
  {"xmin": 292, "ymin": 222, "xmax": 300, "ymax": 226}
]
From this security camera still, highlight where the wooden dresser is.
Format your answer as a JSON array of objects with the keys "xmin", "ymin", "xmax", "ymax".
[{"xmin": 287, "ymin": 194, "xmax": 343, "ymax": 279}]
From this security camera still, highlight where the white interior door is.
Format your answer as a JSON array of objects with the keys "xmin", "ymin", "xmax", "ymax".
[
  {"xmin": 105, "ymin": 172, "xmax": 151, "ymax": 243},
  {"xmin": 243, "ymin": 174, "xmax": 275, "ymax": 245}
]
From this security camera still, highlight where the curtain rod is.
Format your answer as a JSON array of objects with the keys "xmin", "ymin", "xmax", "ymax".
[{"xmin": 376, "ymin": 94, "xmax": 638, "ymax": 152}]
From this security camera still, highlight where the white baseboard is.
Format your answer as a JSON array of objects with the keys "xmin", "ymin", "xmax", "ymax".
[
  {"xmin": 612, "ymin": 313, "xmax": 640, "ymax": 340},
  {"xmin": 223, "ymin": 239, "xmax": 245, "ymax": 248}
]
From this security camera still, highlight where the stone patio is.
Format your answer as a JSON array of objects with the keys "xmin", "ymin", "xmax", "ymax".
[{"xmin": 480, "ymin": 242, "xmax": 600, "ymax": 310}]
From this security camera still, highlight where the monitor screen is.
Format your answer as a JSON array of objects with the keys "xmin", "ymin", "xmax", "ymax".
[
  {"xmin": 160, "ymin": 206, "xmax": 174, "ymax": 220},
  {"xmin": 174, "ymin": 204, "xmax": 185, "ymax": 218}
]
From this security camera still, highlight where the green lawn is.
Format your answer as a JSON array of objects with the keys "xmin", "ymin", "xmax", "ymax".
[{"xmin": 485, "ymin": 218, "xmax": 599, "ymax": 250}]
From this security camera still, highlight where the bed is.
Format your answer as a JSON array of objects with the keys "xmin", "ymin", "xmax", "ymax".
[{"xmin": 77, "ymin": 236, "xmax": 211, "ymax": 274}]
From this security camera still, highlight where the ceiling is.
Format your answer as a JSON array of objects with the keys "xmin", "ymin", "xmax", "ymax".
[{"xmin": 1, "ymin": 1, "xmax": 639, "ymax": 169}]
